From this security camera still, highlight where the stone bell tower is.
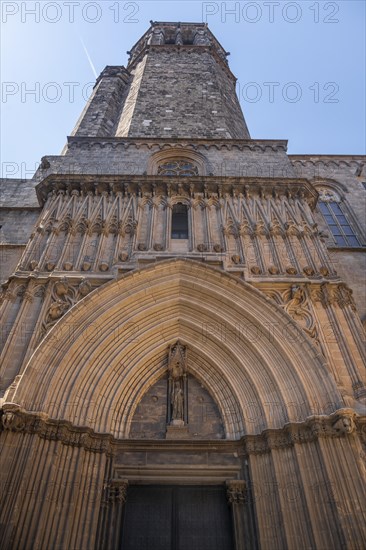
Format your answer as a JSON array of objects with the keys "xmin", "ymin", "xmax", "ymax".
[
  {"xmin": 71, "ymin": 22, "xmax": 250, "ymax": 140},
  {"xmin": 0, "ymin": 21, "xmax": 365, "ymax": 550}
]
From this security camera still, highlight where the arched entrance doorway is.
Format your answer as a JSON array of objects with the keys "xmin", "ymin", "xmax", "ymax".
[{"xmin": 3, "ymin": 259, "xmax": 352, "ymax": 550}]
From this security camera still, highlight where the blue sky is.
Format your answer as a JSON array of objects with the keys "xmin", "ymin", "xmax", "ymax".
[{"xmin": 1, "ymin": 1, "xmax": 365, "ymax": 179}]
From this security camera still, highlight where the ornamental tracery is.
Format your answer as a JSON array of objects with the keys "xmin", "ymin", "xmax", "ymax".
[
  {"xmin": 317, "ymin": 187, "xmax": 341, "ymax": 203},
  {"xmin": 157, "ymin": 160, "xmax": 199, "ymax": 177}
]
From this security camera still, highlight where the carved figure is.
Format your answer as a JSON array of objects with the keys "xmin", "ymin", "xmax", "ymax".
[
  {"xmin": 171, "ymin": 359, "xmax": 184, "ymax": 381},
  {"xmin": 193, "ymin": 29, "xmax": 210, "ymax": 46},
  {"xmin": 48, "ymin": 300, "xmax": 68, "ymax": 321},
  {"xmin": 333, "ymin": 415, "xmax": 355, "ymax": 435},
  {"xmin": 172, "ymin": 381, "xmax": 184, "ymax": 421},
  {"xmin": 167, "ymin": 342, "xmax": 187, "ymax": 425},
  {"xmin": 151, "ymin": 28, "xmax": 165, "ymax": 45},
  {"xmin": 1, "ymin": 411, "xmax": 25, "ymax": 432}
]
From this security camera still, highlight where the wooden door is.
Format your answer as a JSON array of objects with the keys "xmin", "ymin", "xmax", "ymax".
[{"xmin": 121, "ymin": 485, "xmax": 234, "ymax": 550}]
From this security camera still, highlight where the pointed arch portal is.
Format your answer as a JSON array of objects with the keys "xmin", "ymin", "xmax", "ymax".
[
  {"xmin": 14, "ymin": 259, "xmax": 341, "ymax": 439},
  {"xmin": 3, "ymin": 254, "xmax": 364, "ymax": 550}
]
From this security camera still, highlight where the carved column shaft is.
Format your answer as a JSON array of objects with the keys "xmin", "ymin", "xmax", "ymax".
[
  {"xmin": 269, "ymin": 443, "xmax": 316, "ymax": 549},
  {"xmin": 316, "ymin": 436, "xmax": 366, "ymax": 547},
  {"xmin": 98, "ymin": 479, "xmax": 129, "ymax": 550},
  {"xmin": 226, "ymin": 480, "xmax": 251, "ymax": 550}
]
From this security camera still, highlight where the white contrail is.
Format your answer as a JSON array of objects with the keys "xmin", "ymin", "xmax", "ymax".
[{"xmin": 80, "ymin": 37, "xmax": 98, "ymax": 78}]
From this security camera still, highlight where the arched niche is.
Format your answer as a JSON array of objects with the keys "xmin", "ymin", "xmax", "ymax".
[
  {"xmin": 129, "ymin": 372, "xmax": 225, "ymax": 440},
  {"xmin": 147, "ymin": 148, "xmax": 210, "ymax": 175}
]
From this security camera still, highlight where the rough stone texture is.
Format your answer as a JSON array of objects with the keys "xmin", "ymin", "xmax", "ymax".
[
  {"xmin": 290, "ymin": 155, "xmax": 366, "ymax": 319},
  {"xmin": 33, "ymin": 139, "xmax": 296, "ymax": 183},
  {"xmin": 0, "ymin": 179, "xmax": 41, "ymax": 283},
  {"xmin": 71, "ymin": 67, "xmax": 131, "ymax": 137},
  {"xmin": 327, "ymin": 249, "xmax": 366, "ymax": 318},
  {"xmin": 0, "ymin": 178, "xmax": 39, "ymax": 208},
  {"xmin": 290, "ymin": 155, "xmax": 366, "ymax": 235},
  {"xmin": 130, "ymin": 374, "xmax": 224, "ymax": 439},
  {"xmin": 117, "ymin": 49, "xmax": 249, "ymax": 139},
  {"xmin": 0, "ymin": 245, "xmax": 25, "ymax": 283},
  {"xmin": 0, "ymin": 209, "xmax": 39, "ymax": 244},
  {"xmin": 0, "ymin": 21, "xmax": 365, "ymax": 550},
  {"xmin": 69, "ymin": 23, "xmax": 250, "ymax": 142}
]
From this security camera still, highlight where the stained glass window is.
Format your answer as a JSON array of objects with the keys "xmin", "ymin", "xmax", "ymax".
[{"xmin": 318, "ymin": 189, "xmax": 361, "ymax": 247}]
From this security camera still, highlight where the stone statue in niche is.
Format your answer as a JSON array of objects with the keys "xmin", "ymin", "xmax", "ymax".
[
  {"xmin": 171, "ymin": 380, "xmax": 184, "ymax": 421},
  {"xmin": 166, "ymin": 342, "xmax": 189, "ymax": 437}
]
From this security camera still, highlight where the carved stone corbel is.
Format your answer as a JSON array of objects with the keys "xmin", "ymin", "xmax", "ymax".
[
  {"xmin": 332, "ymin": 413, "xmax": 355, "ymax": 435},
  {"xmin": 1, "ymin": 411, "xmax": 25, "ymax": 432},
  {"xmin": 226, "ymin": 480, "xmax": 246, "ymax": 505},
  {"xmin": 108, "ymin": 480, "xmax": 129, "ymax": 504}
]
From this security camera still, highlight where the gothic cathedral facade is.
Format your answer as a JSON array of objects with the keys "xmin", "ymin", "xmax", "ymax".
[{"xmin": 0, "ymin": 22, "xmax": 365, "ymax": 549}]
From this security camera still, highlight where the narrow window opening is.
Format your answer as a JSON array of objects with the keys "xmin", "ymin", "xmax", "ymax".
[{"xmin": 172, "ymin": 204, "xmax": 188, "ymax": 239}]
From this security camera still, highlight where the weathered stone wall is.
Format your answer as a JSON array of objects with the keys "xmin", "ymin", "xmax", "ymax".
[
  {"xmin": 116, "ymin": 49, "xmax": 249, "ymax": 139},
  {"xmin": 0, "ymin": 209, "xmax": 39, "ymax": 244},
  {"xmin": 0, "ymin": 179, "xmax": 40, "ymax": 283},
  {"xmin": 0, "ymin": 245, "xmax": 25, "ymax": 283},
  {"xmin": 71, "ymin": 67, "xmax": 131, "ymax": 137},
  {"xmin": 70, "ymin": 21, "xmax": 250, "ymax": 141},
  {"xmin": 0, "ymin": 178, "xmax": 39, "ymax": 208},
  {"xmin": 290, "ymin": 156, "xmax": 366, "ymax": 319},
  {"xmin": 290, "ymin": 156, "xmax": 366, "ymax": 234},
  {"xmin": 328, "ymin": 249, "xmax": 366, "ymax": 318},
  {"xmin": 1, "ymin": 22, "xmax": 365, "ymax": 550},
  {"xmin": 33, "ymin": 139, "xmax": 295, "ymax": 182},
  {"xmin": 130, "ymin": 374, "xmax": 224, "ymax": 439}
]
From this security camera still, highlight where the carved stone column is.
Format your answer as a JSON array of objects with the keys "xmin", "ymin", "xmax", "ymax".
[
  {"xmin": 226, "ymin": 480, "xmax": 248, "ymax": 550},
  {"xmin": 98, "ymin": 479, "xmax": 129, "ymax": 549}
]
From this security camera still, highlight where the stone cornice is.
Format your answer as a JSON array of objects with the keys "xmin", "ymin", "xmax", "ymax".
[
  {"xmin": 1, "ymin": 404, "xmax": 363, "ymax": 457},
  {"xmin": 65, "ymin": 136, "xmax": 288, "ymax": 152},
  {"xmin": 35, "ymin": 174, "xmax": 317, "ymax": 207},
  {"xmin": 289, "ymin": 155, "xmax": 366, "ymax": 160},
  {"xmin": 289, "ymin": 155, "xmax": 365, "ymax": 168}
]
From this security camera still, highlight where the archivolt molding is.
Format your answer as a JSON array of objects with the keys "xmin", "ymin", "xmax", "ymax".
[
  {"xmin": 311, "ymin": 178, "xmax": 348, "ymax": 196},
  {"xmin": 147, "ymin": 148, "xmax": 210, "ymax": 176},
  {"xmin": 0, "ymin": 404, "xmax": 362, "ymax": 457},
  {"xmin": 9, "ymin": 260, "xmax": 342, "ymax": 439}
]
